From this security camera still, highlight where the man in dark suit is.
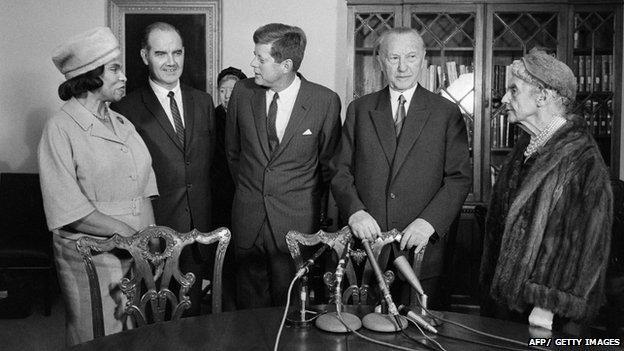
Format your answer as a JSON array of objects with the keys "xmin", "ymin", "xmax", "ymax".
[
  {"xmin": 331, "ymin": 27, "xmax": 472, "ymax": 308},
  {"xmin": 110, "ymin": 22, "xmax": 215, "ymax": 315},
  {"xmin": 226, "ymin": 23, "xmax": 342, "ymax": 308}
]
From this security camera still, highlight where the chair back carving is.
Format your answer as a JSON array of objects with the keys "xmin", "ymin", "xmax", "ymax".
[
  {"xmin": 76, "ymin": 226, "xmax": 230, "ymax": 338},
  {"xmin": 286, "ymin": 227, "xmax": 426, "ymax": 307}
]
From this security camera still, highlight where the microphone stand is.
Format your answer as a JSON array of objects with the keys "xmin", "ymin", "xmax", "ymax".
[
  {"xmin": 361, "ymin": 239, "xmax": 408, "ymax": 332},
  {"xmin": 286, "ymin": 243, "xmax": 331, "ymax": 327},
  {"xmin": 315, "ymin": 239, "xmax": 362, "ymax": 333},
  {"xmin": 381, "ymin": 231, "xmax": 442, "ymax": 328}
]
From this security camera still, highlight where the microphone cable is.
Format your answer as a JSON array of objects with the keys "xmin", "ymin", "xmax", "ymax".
[
  {"xmin": 411, "ymin": 298, "xmax": 550, "ymax": 351},
  {"xmin": 333, "ymin": 308, "xmax": 426, "ymax": 351},
  {"xmin": 273, "ymin": 274, "xmax": 299, "ymax": 351},
  {"xmin": 400, "ymin": 315, "xmax": 447, "ymax": 351}
]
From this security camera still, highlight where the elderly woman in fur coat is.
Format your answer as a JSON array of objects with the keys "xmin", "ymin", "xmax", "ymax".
[{"xmin": 479, "ymin": 48, "xmax": 612, "ymax": 332}]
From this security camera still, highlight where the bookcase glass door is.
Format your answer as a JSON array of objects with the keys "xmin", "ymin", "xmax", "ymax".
[
  {"xmin": 487, "ymin": 7, "xmax": 562, "ymax": 188},
  {"xmin": 571, "ymin": 10, "xmax": 615, "ymax": 167},
  {"xmin": 407, "ymin": 6, "xmax": 480, "ymax": 202},
  {"xmin": 351, "ymin": 9, "xmax": 402, "ymax": 99}
]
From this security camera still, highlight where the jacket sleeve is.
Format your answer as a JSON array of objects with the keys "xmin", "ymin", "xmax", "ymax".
[
  {"xmin": 318, "ymin": 92, "xmax": 342, "ymax": 191},
  {"xmin": 38, "ymin": 118, "xmax": 95, "ymax": 231},
  {"xmin": 523, "ymin": 154, "xmax": 612, "ymax": 320},
  {"xmin": 330, "ymin": 102, "xmax": 366, "ymax": 220},
  {"xmin": 418, "ymin": 105, "xmax": 472, "ymax": 236},
  {"xmin": 225, "ymin": 82, "xmax": 241, "ymax": 183}
]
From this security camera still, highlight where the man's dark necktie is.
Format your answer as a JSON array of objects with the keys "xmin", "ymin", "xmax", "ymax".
[
  {"xmin": 395, "ymin": 94, "xmax": 406, "ymax": 136},
  {"xmin": 267, "ymin": 92, "xmax": 279, "ymax": 152},
  {"xmin": 167, "ymin": 91, "xmax": 185, "ymax": 146}
]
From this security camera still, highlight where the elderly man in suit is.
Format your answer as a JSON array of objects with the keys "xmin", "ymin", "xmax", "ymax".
[
  {"xmin": 331, "ymin": 27, "xmax": 472, "ymax": 308},
  {"xmin": 226, "ymin": 23, "xmax": 342, "ymax": 308},
  {"xmin": 110, "ymin": 22, "xmax": 215, "ymax": 315}
]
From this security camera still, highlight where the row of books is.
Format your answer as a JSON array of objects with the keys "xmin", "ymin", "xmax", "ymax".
[
  {"xmin": 580, "ymin": 99, "xmax": 613, "ymax": 136},
  {"xmin": 573, "ymin": 55, "xmax": 614, "ymax": 93},
  {"xmin": 418, "ymin": 60, "xmax": 474, "ymax": 93},
  {"xmin": 490, "ymin": 112, "xmax": 519, "ymax": 149},
  {"xmin": 492, "ymin": 65, "xmax": 511, "ymax": 96}
]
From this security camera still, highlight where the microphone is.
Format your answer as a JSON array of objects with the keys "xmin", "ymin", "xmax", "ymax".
[
  {"xmin": 333, "ymin": 236, "xmax": 351, "ymax": 306},
  {"xmin": 390, "ymin": 242, "xmax": 424, "ymax": 296},
  {"xmin": 315, "ymin": 237, "xmax": 363, "ymax": 333},
  {"xmin": 295, "ymin": 242, "xmax": 331, "ymax": 279},
  {"xmin": 362, "ymin": 239, "xmax": 399, "ymax": 316},
  {"xmin": 398, "ymin": 305, "xmax": 438, "ymax": 334},
  {"xmin": 360, "ymin": 239, "xmax": 407, "ymax": 332}
]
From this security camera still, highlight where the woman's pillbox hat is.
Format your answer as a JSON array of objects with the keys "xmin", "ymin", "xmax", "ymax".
[
  {"xmin": 52, "ymin": 27, "xmax": 121, "ymax": 80},
  {"xmin": 522, "ymin": 48, "xmax": 577, "ymax": 100}
]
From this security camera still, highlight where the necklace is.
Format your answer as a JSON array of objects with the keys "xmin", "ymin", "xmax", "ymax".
[
  {"xmin": 524, "ymin": 115, "xmax": 567, "ymax": 158},
  {"xmin": 93, "ymin": 106, "xmax": 111, "ymax": 122}
]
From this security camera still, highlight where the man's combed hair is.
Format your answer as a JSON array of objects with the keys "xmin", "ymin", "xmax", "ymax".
[
  {"xmin": 141, "ymin": 22, "xmax": 183, "ymax": 50},
  {"xmin": 57, "ymin": 66, "xmax": 105, "ymax": 101},
  {"xmin": 374, "ymin": 27, "xmax": 425, "ymax": 57},
  {"xmin": 253, "ymin": 23, "xmax": 306, "ymax": 72}
]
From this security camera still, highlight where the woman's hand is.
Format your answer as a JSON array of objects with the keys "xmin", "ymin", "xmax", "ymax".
[
  {"xmin": 528, "ymin": 306, "xmax": 554, "ymax": 330},
  {"xmin": 70, "ymin": 210, "xmax": 136, "ymax": 237}
]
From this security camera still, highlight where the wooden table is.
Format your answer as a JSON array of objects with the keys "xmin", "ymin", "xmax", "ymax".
[{"xmin": 69, "ymin": 307, "xmax": 605, "ymax": 350}]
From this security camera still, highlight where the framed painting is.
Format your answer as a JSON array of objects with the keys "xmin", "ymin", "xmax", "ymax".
[{"xmin": 107, "ymin": 0, "xmax": 221, "ymax": 97}]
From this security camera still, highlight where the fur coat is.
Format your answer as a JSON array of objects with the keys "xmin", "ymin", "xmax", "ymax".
[{"xmin": 480, "ymin": 113, "xmax": 613, "ymax": 321}]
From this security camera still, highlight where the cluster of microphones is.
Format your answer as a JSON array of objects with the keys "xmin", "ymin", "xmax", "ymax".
[{"xmin": 288, "ymin": 232, "xmax": 440, "ymax": 334}]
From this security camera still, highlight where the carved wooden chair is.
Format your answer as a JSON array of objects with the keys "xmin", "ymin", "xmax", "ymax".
[
  {"xmin": 286, "ymin": 227, "xmax": 426, "ymax": 307},
  {"xmin": 76, "ymin": 225, "xmax": 230, "ymax": 339}
]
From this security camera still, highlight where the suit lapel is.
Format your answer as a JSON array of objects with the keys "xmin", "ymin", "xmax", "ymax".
[
  {"xmin": 270, "ymin": 79, "xmax": 312, "ymax": 160},
  {"xmin": 251, "ymin": 87, "xmax": 271, "ymax": 160},
  {"xmin": 141, "ymin": 86, "xmax": 184, "ymax": 152},
  {"xmin": 181, "ymin": 85, "xmax": 195, "ymax": 153},
  {"xmin": 369, "ymin": 88, "xmax": 396, "ymax": 166},
  {"xmin": 391, "ymin": 85, "xmax": 431, "ymax": 181}
]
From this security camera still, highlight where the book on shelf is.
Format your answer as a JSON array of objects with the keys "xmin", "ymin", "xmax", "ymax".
[
  {"xmin": 601, "ymin": 55, "xmax": 609, "ymax": 92},
  {"xmin": 585, "ymin": 54, "xmax": 593, "ymax": 92},
  {"xmin": 491, "ymin": 112, "xmax": 517, "ymax": 149},
  {"xmin": 578, "ymin": 55, "xmax": 585, "ymax": 92},
  {"xmin": 575, "ymin": 54, "xmax": 614, "ymax": 93},
  {"xmin": 420, "ymin": 60, "xmax": 475, "ymax": 93}
]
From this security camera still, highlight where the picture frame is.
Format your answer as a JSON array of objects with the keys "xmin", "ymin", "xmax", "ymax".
[{"xmin": 107, "ymin": 0, "xmax": 221, "ymax": 97}]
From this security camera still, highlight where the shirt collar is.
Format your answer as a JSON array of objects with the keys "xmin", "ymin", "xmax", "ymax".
[
  {"xmin": 267, "ymin": 75, "xmax": 301, "ymax": 102},
  {"xmin": 389, "ymin": 83, "xmax": 418, "ymax": 105},
  {"xmin": 149, "ymin": 78, "xmax": 181, "ymax": 99}
]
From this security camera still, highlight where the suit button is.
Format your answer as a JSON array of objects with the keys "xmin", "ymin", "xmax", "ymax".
[
  {"xmin": 185, "ymin": 207, "xmax": 189, "ymax": 212},
  {"xmin": 390, "ymin": 193, "xmax": 396, "ymax": 199},
  {"xmin": 120, "ymin": 146, "xmax": 129, "ymax": 153},
  {"xmin": 185, "ymin": 160, "xmax": 191, "ymax": 165},
  {"xmin": 186, "ymin": 183, "xmax": 192, "ymax": 189},
  {"xmin": 266, "ymin": 167, "xmax": 272, "ymax": 172},
  {"xmin": 129, "ymin": 174, "xmax": 137, "ymax": 180},
  {"xmin": 264, "ymin": 194, "xmax": 271, "ymax": 198}
]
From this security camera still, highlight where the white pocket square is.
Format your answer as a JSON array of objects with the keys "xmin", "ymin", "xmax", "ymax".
[{"xmin": 302, "ymin": 129, "xmax": 312, "ymax": 135}]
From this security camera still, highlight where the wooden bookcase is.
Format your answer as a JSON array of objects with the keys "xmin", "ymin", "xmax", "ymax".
[{"xmin": 346, "ymin": 0, "xmax": 622, "ymax": 205}]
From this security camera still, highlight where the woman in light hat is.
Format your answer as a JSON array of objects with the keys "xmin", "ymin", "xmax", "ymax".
[
  {"xmin": 480, "ymin": 48, "xmax": 612, "ymax": 333},
  {"xmin": 38, "ymin": 27, "xmax": 158, "ymax": 345}
]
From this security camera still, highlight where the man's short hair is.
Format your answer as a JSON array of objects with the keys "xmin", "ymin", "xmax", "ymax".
[
  {"xmin": 253, "ymin": 23, "xmax": 306, "ymax": 72},
  {"xmin": 374, "ymin": 27, "xmax": 426, "ymax": 58},
  {"xmin": 141, "ymin": 22, "xmax": 183, "ymax": 50}
]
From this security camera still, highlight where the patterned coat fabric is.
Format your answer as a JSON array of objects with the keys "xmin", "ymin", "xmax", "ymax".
[{"xmin": 480, "ymin": 114, "xmax": 613, "ymax": 321}]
